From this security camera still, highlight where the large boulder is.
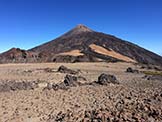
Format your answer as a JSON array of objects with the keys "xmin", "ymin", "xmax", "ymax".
[
  {"xmin": 97, "ymin": 73, "xmax": 119, "ymax": 85},
  {"xmin": 51, "ymin": 75, "xmax": 82, "ymax": 90},
  {"xmin": 58, "ymin": 65, "xmax": 79, "ymax": 74},
  {"xmin": 64, "ymin": 74, "xmax": 79, "ymax": 87}
]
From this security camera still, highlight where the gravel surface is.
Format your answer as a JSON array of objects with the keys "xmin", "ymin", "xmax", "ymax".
[{"xmin": 0, "ymin": 62, "xmax": 161, "ymax": 122}]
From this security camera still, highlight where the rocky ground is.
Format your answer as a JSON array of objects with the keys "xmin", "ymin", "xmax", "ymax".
[{"xmin": 0, "ymin": 62, "xmax": 162, "ymax": 122}]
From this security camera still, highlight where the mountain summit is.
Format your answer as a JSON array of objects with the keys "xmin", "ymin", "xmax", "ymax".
[
  {"xmin": 62, "ymin": 24, "xmax": 93, "ymax": 37},
  {"xmin": 73, "ymin": 24, "xmax": 93, "ymax": 32},
  {"xmin": 0, "ymin": 24, "xmax": 162, "ymax": 65}
]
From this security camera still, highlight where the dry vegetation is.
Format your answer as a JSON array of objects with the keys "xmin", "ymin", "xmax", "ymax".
[{"xmin": 142, "ymin": 71, "xmax": 162, "ymax": 76}]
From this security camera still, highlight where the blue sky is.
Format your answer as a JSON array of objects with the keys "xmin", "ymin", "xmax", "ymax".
[{"xmin": 0, "ymin": 0, "xmax": 162, "ymax": 55}]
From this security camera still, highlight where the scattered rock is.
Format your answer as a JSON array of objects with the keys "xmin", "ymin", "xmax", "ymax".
[
  {"xmin": 45, "ymin": 75, "xmax": 82, "ymax": 91},
  {"xmin": 126, "ymin": 67, "xmax": 139, "ymax": 73},
  {"xmin": 144, "ymin": 75, "xmax": 162, "ymax": 81},
  {"xmin": 0, "ymin": 81, "xmax": 38, "ymax": 92},
  {"xmin": 140, "ymin": 66, "xmax": 146, "ymax": 69},
  {"xmin": 47, "ymin": 87, "xmax": 162, "ymax": 122},
  {"xmin": 140, "ymin": 64, "xmax": 162, "ymax": 71},
  {"xmin": 64, "ymin": 74, "xmax": 80, "ymax": 87},
  {"xmin": 0, "ymin": 83, "xmax": 11, "ymax": 92},
  {"xmin": 57, "ymin": 65, "xmax": 79, "ymax": 74},
  {"xmin": 96, "ymin": 73, "xmax": 119, "ymax": 85},
  {"xmin": 55, "ymin": 111, "xmax": 66, "ymax": 122},
  {"xmin": 44, "ymin": 68, "xmax": 55, "ymax": 73},
  {"xmin": 154, "ymin": 66, "xmax": 162, "ymax": 71},
  {"xmin": 126, "ymin": 67, "xmax": 134, "ymax": 73},
  {"xmin": 140, "ymin": 65, "xmax": 152, "ymax": 70},
  {"xmin": 45, "ymin": 73, "xmax": 120, "ymax": 91},
  {"xmin": 76, "ymin": 75, "xmax": 87, "ymax": 81}
]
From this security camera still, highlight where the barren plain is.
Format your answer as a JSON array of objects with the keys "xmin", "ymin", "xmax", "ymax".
[{"xmin": 0, "ymin": 62, "xmax": 162, "ymax": 122}]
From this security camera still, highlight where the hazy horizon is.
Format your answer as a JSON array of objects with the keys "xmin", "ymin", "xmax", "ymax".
[{"xmin": 0, "ymin": 0, "xmax": 162, "ymax": 55}]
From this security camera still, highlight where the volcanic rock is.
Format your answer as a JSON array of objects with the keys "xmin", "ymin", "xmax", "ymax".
[
  {"xmin": 126, "ymin": 67, "xmax": 139, "ymax": 73},
  {"xmin": 145, "ymin": 75, "xmax": 162, "ymax": 81},
  {"xmin": 63, "ymin": 74, "xmax": 80, "ymax": 87},
  {"xmin": 96, "ymin": 73, "xmax": 119, "ymax": 85},
  {"xmin": 58, "ymin": 65, "xmax": 79, "ymax": 74},
  {"xmin": 50, "ymin": 75, "xmax": 82, "ymax": 90},
  {"xmin": 0, "ymin": 81, "xmax": 38, "ymax": 92},
  {"xmin": 140, "ymin": 64, "xmax": 162, "ymax": 71}
]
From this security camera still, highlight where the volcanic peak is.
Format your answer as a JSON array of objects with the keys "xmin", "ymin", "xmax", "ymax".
[{"xmin": 62, "ymin": 24, "xmax": 93, "ymax": 37}]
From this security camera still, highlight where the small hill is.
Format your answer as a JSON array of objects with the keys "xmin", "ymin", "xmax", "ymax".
[{"xmin": 0, "ymin": 48, "xmax": 40, "ymax": 63}]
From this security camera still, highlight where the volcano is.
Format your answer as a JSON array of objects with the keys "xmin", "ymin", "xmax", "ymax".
[{"xmin": 0, "ymin": 24, "xmax": 162, "ymax": 65}]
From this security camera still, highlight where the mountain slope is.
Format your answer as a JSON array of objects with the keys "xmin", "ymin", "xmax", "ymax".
[
  {"xmin": 30, "ymin": 24, "xmax": 162, "ymax": 65},
  {"xmin": 0, "ymin": 24, "xmax": 162, "ymax": 65}
]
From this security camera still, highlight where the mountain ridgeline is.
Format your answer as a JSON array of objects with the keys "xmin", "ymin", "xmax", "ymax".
[{"xmin": 0, "ymin": 24, "xmax": 162, "ymax": 66}]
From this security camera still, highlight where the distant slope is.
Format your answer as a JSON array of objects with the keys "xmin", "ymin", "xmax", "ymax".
[{"xmin": 0, "ymin": 24, "xmax": 162, "ymax": 65}]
